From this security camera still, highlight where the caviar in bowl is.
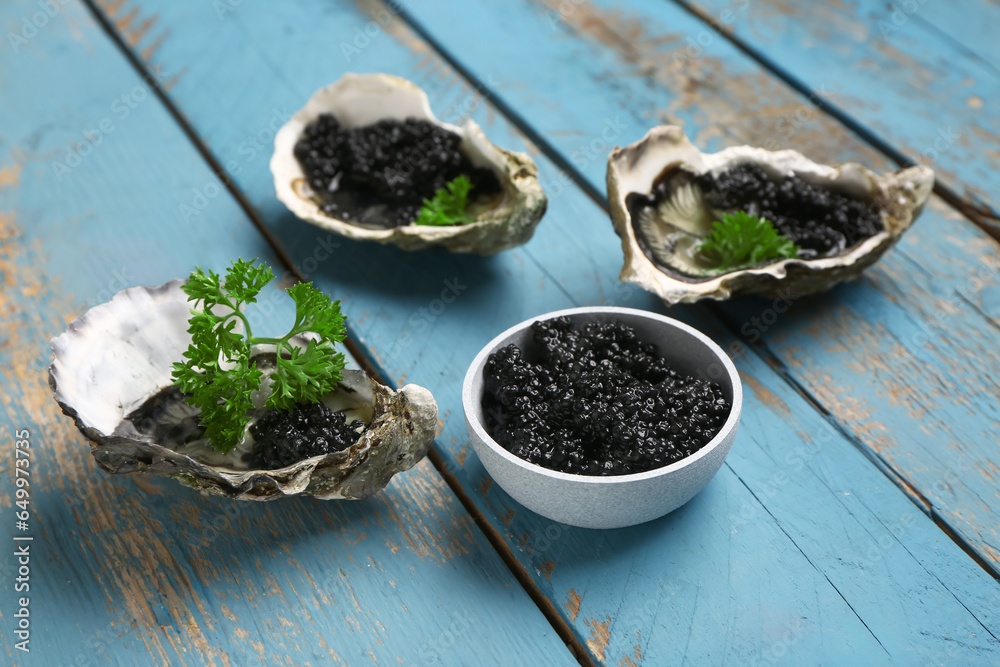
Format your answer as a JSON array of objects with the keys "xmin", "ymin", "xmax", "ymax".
[{"xmin": 462, "ymin": 307, "xmax": 742, "ymax": 529}]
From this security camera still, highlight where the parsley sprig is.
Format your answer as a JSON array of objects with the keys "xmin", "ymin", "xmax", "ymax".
[
  {"xmin": 171, "ymin": 259, "xmax": 347, "ymax": 453},
  {"xmin": 413, "ymin": 175, "xmax": 476, "ymax": 226},
  {"xmin": 699, "ymin": 212, "xmax": 800, "ymax": 271}
]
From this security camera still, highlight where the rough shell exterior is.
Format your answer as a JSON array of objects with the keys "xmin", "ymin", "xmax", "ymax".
[
  {"xmin": 48, "ymin": 279, "xmax": 438, "ymax": 501},
  {"xmin": 271, "ymin": 72, "xmax": 547, "ymax": 254},
  {"xmin": 606, "ymin": 125, "xmax": 935, "ymax": 304}
]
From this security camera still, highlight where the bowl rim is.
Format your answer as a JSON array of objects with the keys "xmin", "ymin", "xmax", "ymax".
[{"xmin": 462, "ymin": 306, "xmax": 742, "ymax": 485}]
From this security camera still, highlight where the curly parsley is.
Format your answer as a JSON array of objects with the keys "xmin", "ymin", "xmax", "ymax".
[
  {"xmin": 171, "ymin": 259, "xmax": 347, "ymax": 453},
  {"xmin": 699, "ymin": 212, "xmax": 800, "ymax": 271},
  {"xmin": 413, "ymin": 175, "xmax": 476, "ymax": 226}
]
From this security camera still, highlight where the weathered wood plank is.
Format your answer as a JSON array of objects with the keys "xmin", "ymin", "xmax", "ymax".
[
  {"xmin": 0, "ymin": 3, "xmax": 579, "ymax": 665},
  {"xmin": 885, "ymin": 0, "xmax": 1000, "ymax": 72},
  {"xmin": 392, "ymin": 0, "xmax": 1000, "ymax": 575},
  {"xmin": 683, "ymin": 0, "xmax": 1000, "ymax": 232},
  {"xmin": 91, "ymin": 0, "xmax": 1000, "ymax": 663}
]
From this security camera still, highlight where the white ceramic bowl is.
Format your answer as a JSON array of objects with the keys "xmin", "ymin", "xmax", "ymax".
[{"xmin": 463, "ymin": 306, "xmax": 742, "ymax": 529}]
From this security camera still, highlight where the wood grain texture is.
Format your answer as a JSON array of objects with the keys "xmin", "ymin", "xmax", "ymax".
[
  {"xmin": 393, "ymin": 0, "xmax": 1000, "ymax": 577},
  {"xmin": 684, "ymin": 0, "xmax": 1000, "ymax": 232},
  {"xmin": 86, "ymin": 0, "xmax": 1000, "ymax": 663},
  {"xmin": 884, "ymin": 0, "xmax": 1000, "ymax": 73},
  {"xmin": 0, "ymin": 3, "xmax": 578, "ymax": 665}
]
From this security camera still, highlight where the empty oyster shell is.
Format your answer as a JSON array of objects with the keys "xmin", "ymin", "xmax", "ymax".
[
  {"xmin": 48, "ymin": 279, "xmax": 437, "ymax": 501},
  {"xmin": 607, "ymin": 126, "xmax": 934, "ymax": 304},
  {"xmin": 271, "ymin": 73, "xmax": 547, "ymax": 254}
]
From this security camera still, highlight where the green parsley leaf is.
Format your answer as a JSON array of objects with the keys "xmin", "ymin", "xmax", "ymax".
[
  {"xmin": 266, "ymin": 283, "xmax": 347, "ymax": 412},
  {"xmin": 413, "ymin": 175, "xmax": 476, "ymax": 226},
  {"xmin": 699, "ymin": 212, "xmax": 801, "ymax": 271},
  {"xmin": 170, "ymin": 259, "xmax": 347, "ymax": 453}
]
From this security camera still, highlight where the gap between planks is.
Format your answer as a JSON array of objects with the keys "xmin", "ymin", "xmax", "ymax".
[
  {"xmin": 79, "ymin": 1, "xmax": 596, "ymax": 664},
  {"xmin": 665, "ymin": 0, "xmax": 1000, "ymax": 242},
  {"xmin": 705, "ymin": 300, "xmax": 1000, "ymax": 582},
  {"xmin": 83, "ymin": 0, "xmax": 1000, "ymax": 656},
  {"xmin": 387, "ymin": 0, "xmax": 1000, "ymax": 583}
]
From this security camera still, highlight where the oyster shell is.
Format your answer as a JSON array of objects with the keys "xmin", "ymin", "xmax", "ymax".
[
  {"xmin": 48, "ymin": 279, "xmax": 437, "ymax": 501},
  {"xmin": 607, "ymin": 126, "xmax": 934, "ymax": 304},
  {"xmin": 271, "ymin": 72, "xmax": 547, "ymax": 254}
]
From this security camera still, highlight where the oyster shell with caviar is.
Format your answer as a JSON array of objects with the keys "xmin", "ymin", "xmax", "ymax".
[
  {"xmin": 49, "ymin": 280, "xmax": 437, "ymax": 501},
  {"xmin": 606, "ymin": 126, "xmax": 934, "ymax": 304},
  {"xmin": 271, "ymin": 72, "xmax": 547, "ymax": 254}
]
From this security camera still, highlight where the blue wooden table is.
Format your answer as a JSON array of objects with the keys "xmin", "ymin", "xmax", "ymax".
[{"xmin": 2, "ymin": 0, "xmax": 999, "ymax": 664}]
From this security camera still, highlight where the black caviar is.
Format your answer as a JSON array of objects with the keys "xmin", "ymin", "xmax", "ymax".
[
  {"xmin": 695, "ymin": 163, "xmax": 882, "ymax": 258},
  {"xmin": 293, "ymin": 114, "xmax": 501, "ymax": 228},
  {"xmin": 243, "ymin": 401, "xmax": 365, "ymax": 470},
  {"xmin": 481, "ymin": 317, "xmax": 731, "ymax": 476}
]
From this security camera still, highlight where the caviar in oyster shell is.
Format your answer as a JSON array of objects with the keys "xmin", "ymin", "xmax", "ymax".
[
  {"xmin": 293, "ymin": 115, "xmax": 501, "ymax": 229},
  {"xmin": 481, "ymin": 317, "xmax": 731, "ymax": 476},
  {"xmin": 694, "ymin": 163, "xmax": 883, "ymax": 259},
  {"xmin": 244, "ymin": 402, "xmax": 367, "ymax": 470},
  {"xmin": 626, "ymin": 161, "xmax": 885, "ymax": 280}
]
